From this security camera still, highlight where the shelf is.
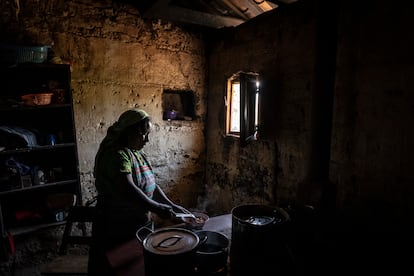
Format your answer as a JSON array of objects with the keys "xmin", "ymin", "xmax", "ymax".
[
  {"xmin": 0, "ymin": 143, "xmax": 76, "ymax": 155},
  {"xmin": 0, "ymin": 63, "xmax": 70, "ymax": 70},
  {"xmin": 0, "ymin": 103, "xmax": 72, "ymax": 112},
  {"xmin": 0, "ymin": 62, "xmax": 81, "ymax": 240},
  {"xmin": 7, "ymin": 220, "xmax": 66, "ymax": 237},
  {"xmin": 0, "ymin": 180, "xmax": 78, "ymax": 196},
  {"xmin": 0, "ymin": 104, "xmax": 71, "ymax": 112}
]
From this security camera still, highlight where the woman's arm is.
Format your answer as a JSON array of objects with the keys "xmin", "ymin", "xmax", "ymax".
[
  {"xmin": 153, "ymin": 185, "xmax": 190, "ymax": 214},
  {"xmin": 154, "ymin": 185, "xmax": 174, "ymax": 205},
  {"xmin": 118, "ymin": 173, "xmax": 173, "ymax": 218}
]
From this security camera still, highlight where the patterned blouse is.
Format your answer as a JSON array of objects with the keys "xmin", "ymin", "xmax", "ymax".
[{"xmin": 123, "ymin": 148, "xmax": 156, "ymax": 198}]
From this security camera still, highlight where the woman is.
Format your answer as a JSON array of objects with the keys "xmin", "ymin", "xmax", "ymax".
[{"xmin": 88, "ymin": 108, "xmax": 184, "ymax": 275}]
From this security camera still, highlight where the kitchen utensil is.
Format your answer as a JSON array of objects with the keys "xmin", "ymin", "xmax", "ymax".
[{"xmin": 173, "ymin": 212, "xmax": 196, "ymax": 219}]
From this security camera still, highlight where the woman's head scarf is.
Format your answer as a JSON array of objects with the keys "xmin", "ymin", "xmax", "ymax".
[{"xmin": 93, "ymin": 108, "xmax": 149, "ymax": 177}]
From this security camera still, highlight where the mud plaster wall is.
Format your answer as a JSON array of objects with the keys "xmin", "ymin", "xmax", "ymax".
[
  {"xmin": 205, "ymin": 0, "xmax": 414, "ymax": 223},
  {"xmin": 205, "ymin": 1, "xmax": 317, "ymax": 214},
  {"xmin": 0, "ymin": 0, "xmax": 207, "ymax": 206},
  {"xmin": 0, "ymin": 0, "xmax": 413, "ymax": 271},
  {"xmin": 0, "ymin": 0, "xmax": 206, "ymax": 269}
]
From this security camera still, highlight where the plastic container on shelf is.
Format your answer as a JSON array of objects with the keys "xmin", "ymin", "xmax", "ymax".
[
  {"xmin": 21, "ymin": 93, "xmax": 53, "ymax": 106},
  {"xmin": 0, "ymin": 44, "xmax": 50, "ymax": 65}
]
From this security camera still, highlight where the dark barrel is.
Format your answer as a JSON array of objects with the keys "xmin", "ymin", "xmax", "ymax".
[{"xmin": 230, "ymin": 204, "xmax": 291, "ymax": 276}]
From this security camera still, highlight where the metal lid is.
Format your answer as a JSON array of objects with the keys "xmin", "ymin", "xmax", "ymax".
[{"xmin": 143, "ymin": 228, "xmax": 199, "ymax": 255}]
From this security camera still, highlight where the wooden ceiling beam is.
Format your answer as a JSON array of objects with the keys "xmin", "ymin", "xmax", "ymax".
[{"xmin": 143, "ymin": 0, "xmax": 245, "ymax": 28}]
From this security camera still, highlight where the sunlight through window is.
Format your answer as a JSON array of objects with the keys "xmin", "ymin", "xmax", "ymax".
[{"xmin": 226, "ymin": 71, "xmax": 260, "ymax": 146}]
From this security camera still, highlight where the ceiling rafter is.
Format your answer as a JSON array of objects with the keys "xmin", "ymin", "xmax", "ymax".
[
  {"xmin": 143, "ymin": 0, "xmax": 244, "ymax": 28},
  {"xmin": 128, "ymin": 0, "xmax": 299, "ymax": 29}
]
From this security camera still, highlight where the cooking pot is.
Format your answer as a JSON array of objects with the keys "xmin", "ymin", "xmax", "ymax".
[
  {"xmin": 136, "ymin": 225, "xmax": 199, "ymax": 276},
  {"xmin": 194, "ymin": 230, "xmax": 229, "ymax": 274},
  {"xmin": 230, "ymin": 204, "xmax": 290, "ymax": 276}
]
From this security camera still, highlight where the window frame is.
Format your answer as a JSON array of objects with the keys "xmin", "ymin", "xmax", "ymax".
[{"xmin": 225, "ymin": 71, "xmax": 260, "ymax": 147}]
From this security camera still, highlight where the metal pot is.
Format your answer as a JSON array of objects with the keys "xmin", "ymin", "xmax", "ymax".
[
  {"xmin": 230, "ymin": 204, "xmax": 290, "ymax": 276},
  {"xmin": 194, "ymin": 230, "xmax": 229, "ymax": 274},
  {"xmin": 136, "ymin": 225, "xmax": 199, "ymax": 276}
]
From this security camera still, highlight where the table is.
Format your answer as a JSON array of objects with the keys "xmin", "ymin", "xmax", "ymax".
[
  {"xmin": 106, "ymin": 214, "xmax": 233, "ymax": 276},
  {"xmin": 201, "ymin": 213, "xmax": 232, "ymax": 239}
]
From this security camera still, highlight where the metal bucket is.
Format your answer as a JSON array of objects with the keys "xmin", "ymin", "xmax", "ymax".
[{"xmin": 230, "ymin": 204, "xmax": 290, "ymax": 276}]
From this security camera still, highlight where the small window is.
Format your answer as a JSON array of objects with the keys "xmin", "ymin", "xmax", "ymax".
[{"xmin": 226, "ymin": 71, "xmax": 260, "ymax": 146}]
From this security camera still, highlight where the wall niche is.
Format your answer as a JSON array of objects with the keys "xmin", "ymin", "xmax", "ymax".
[{"xmin": 162, "ymin": 89, "xmax": 195, "ymax": 121}]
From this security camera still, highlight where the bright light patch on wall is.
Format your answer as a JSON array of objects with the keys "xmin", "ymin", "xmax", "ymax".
[
  {"xmin": 230, "ymin": 82, "xmax": 240, "ymax": 132},
  {"xmin": 255, "ymin": 80, "xmax": 260, "ymax": 129}
]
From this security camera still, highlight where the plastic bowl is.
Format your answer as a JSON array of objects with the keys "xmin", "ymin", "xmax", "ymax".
[{"xmin": 21, "ymin": 93, "xmax": 53, "ymax": 106}]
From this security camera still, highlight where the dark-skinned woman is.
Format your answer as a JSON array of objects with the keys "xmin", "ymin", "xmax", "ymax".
[{"xmin": 88, "ymin": 108, "xmax": 185, "ymax": 275}]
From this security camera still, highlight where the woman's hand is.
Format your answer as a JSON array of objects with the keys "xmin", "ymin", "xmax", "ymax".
[
  {"xmin": 157, "ymin": 203, "xmax": 173, "ymax": 219},
  {"xmin": 172, "ymin": 204, "xmax": 192, "ymax": 215}
]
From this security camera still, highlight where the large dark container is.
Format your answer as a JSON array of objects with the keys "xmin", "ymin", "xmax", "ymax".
[
  {"xmin": 137, "ymin": 227, "xmax": 199, "ymax": 276},
  {"xmin": 195, "ymin": 230, "xmax": 229, "ymax": 274},
  {"xmin": 230, "ymin": 204, "xmax": 290, "ymax": 275}
]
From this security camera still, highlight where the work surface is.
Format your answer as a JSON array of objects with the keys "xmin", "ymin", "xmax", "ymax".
[{"xmin": 106, "ymin": 214, "xmax": 233, "ymax": 276}]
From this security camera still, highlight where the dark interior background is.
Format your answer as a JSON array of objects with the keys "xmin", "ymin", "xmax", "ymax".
[{"xmin": 0, "ymin": 0, "xmax": 413, "ymax": 274}]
